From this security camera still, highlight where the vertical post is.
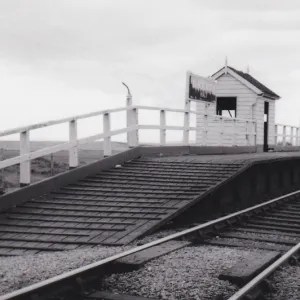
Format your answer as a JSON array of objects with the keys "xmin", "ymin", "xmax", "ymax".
[
  {"xmin": 232, "ymin": 119, "xmax": 237, "ymax": 146},
  {"xmin": 69, "ymin": 120, "xmax": 78, "ymax": 169},
  {"xmin": 126, "ymin": 92, "xmax": 133, "ymax": 146},
  {"xmin": 184, "ymin": 72, "xmax": 191, "ymax": 144},
  {"xmin": 202, "ymin": 103, "xmax": 208, "ymax": 145},
  {"xmin": 50, "ymin": 153, "xmax": 54, "ymax": 176},
  {"xmin": 183, "ymin": 100, "xmax": 190, "ymax": 144},
  {"xmin": 0, "ymin": 148, "xmax": 4, "ymax": 194},
  {"xmin": 129, "ymin": 108, "xmax": 139, "ymax": 147},
  {"xmin": 283, "ymin": 125, "xmax": 286, "ymax": 146},
  {"xmin": 290, "ymin": 127, "xmax": 294, "ymax": 146},
  {"xmin": 20, "ymin": 130, "xmax": 30, "ymax": 186},
  {"xmin": 297, "ymin": 127, "xmax": 300, "ymax": 146},
  {"xmin": 103, "ymin": 113, "xmax": 112, "ymax": 156},
  {"xmin": 254, "ymin": 121, "xmax": 257, "ymax": 146},
  {"xmin": 246, "ymin": 121, "xmax": 250, "ymax": 146},
  {"xmin": 160, "ymin": 109, "xmax": 166, "ymax": 145},
  {"xmin": 275, "ymin": 125, "xmax": 278, "ymax": 145},
  {"xmin": 219, "ymin": 116, "xmax": 224, "ymax": 146}
]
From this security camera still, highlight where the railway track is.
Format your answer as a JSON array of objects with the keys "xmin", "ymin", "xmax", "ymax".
[{"xmin": 2, "ymin": 190, "xmax": 300, "ymax": 300}]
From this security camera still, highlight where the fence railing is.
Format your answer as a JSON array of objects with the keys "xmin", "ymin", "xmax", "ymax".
[
  {"xmin": 197, "ymin": 113, "xmax": 256, "ymax": 147},
  {"xmin": 0, "ymin": 102, "xmax": 257, "ymax": 186},
  {"xmin": 275, "ymin": 124, "xmax": 300, "ymax": 146}
]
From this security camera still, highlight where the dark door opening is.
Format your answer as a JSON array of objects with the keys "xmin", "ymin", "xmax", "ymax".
[
  {"xmin": 216, "ymin": 97, "xmax": 237, "ymax": 118},
  {"xmin": 264, "ymin": 102, "xmax": 269, "ymax": 152}
]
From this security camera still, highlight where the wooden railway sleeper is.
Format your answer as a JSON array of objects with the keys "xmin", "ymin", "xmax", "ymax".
[
  {"xmin": 288, "ymin": 255, "xmax": 299, "ymax": 266},
  {"xmin": 29, "ymin": 294, "xmax": 39, "ymax": 300},
  {"xmin": 241, "ymin": 279, "xmax": 275, "ymax": 300},
  {"xmin": 74, "ymin": 276, "xmax": 97, "ymax": 298},
  {"xmin": 288, "ymin": 250, "xmax": 300, "ymax": 266},
  {"xmin": 261, "ymin": 279, "xmax": 276, "ymax": 293}
]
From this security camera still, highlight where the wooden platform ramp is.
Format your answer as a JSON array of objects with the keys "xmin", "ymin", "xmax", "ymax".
[{"xmin": 1, "ymin": 146, "xmax": 300, "ymax": 256}]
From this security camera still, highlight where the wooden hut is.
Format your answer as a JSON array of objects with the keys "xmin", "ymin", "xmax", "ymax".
[{"xmin": 195, "ymin": 65, "xmax": 280, "ymax": 151}]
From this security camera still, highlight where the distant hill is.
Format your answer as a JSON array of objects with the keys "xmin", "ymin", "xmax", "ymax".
[
  {"xmin": 0, "ymin": 140, "xmax": 128, "ymax": 151},
  {"xmin": 0, "ymin": 140, "xmax": 129, "ymax": 194},
  {"xmin": 0, "ymin": 140, "xmax": 128, "ymax": 161}
]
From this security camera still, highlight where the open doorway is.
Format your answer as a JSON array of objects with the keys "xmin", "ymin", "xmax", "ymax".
[
  {"xmin": 216, "ymin": 97, "xmax": 237, "ymax": 118},
  {"xmin": 264, "ymin": 102, "xmax": 269, "ymax": 152}
]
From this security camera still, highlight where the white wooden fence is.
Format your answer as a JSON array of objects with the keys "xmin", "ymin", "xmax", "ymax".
[
  {"xmin": 275, "ymin": 124, "xmax": 300, "ymax": 146},
  {"xmin": 196, "ymin": 113, "xmax": 256, "ymax": 146},
  {"xmin": 0, "ymin": 102, "xmax": 257, "ymax": 186}
]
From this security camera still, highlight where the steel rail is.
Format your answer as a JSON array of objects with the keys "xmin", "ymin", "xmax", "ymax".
[
  {"xmin": 228, "ymin": 241, "xmax": 300, "ymax": 300},
  {"xmin": 1, "ymin": 189, "xmax": 300, "ymax": 300}
]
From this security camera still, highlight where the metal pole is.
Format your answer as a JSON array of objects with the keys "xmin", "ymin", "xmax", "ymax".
[{"xmin": 122, "ymin": 82, "xmax": 133, "ymax": 146}]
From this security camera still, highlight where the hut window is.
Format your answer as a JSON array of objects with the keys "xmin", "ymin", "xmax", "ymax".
[{"xmin": 216, "ymin": 97, "xmax": 237, "ymax": 118}]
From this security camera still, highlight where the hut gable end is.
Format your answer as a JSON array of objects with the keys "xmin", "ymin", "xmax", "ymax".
[{"xmin": 213, "ymin": 73, "xmax": 257, "ymax": 120}]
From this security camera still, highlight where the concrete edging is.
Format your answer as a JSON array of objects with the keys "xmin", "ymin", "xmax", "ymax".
[{"xmin": 140, "ymin": 145, "xmax": 258, "ymax": 157}]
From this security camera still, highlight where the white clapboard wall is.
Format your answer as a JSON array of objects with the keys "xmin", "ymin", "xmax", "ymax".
[{"xmin": 196, "ymin": 72, "xmax": 274, "ymax": 146}]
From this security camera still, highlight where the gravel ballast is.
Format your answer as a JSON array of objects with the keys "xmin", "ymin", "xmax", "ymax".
[
  {"xmin": 266, "ymin": 265, "xmax": 300, "ymax": 300},
  {"xmin": 0, "ymin": 246, "xmax": 126, "ymax": 296},
  {"xmin": 102, "ymin": 245, "xmax": 269, "ymax": 300}
]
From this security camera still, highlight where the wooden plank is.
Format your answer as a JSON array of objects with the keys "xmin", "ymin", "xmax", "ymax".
[
  {"xmin": 103, "ymin": 113, "xmax": 112, "ymax": 156},
  {"xmin": 206, "ymin": 239, "xmax": 290, "ymax": 252},
  {"xmin": 6, "ymin": 211, "xmax": 161, "ymax": 220},
  {"xmin": 69, "ymin": 120, "xmax": 79, "ymax": 168},
  {"xmin": 221, "ymin": 232, "xmax": 297, "ymax": 246},
  {"xmin": 0, "ymin": 227, "xmax": 89, "ymax": 236},
  {"xmin": 18, "ymin": 204, "xmax": 169, "ymax": 215},
  {"xmin": 0, "ymin": 221, "xmax": 123, "ymax": 231},
  {"xmin": 219, "ymin": 251, "xmax": 280, "ymax": 286},
  {"xmin": 52, "ymin": 191, "xmax": 195, "ymax": 200},
  {"xmin": 116, "ymin": 240, "xmax": 190, "ymax": 270},
  {"xmin": 86, "ymin": 291, "xmax": 158, "ymax": 300},
  {"xmin": 29, "ymin": 200, "xmax": 174, "ymax": 210},
  {"xmin": 8, "ymin": 215, "xmax": 136, "ymax": 225},
  {"xmin": 233, "ymin": 227, "xmax": 300, "ymax": 238},
  {"xmin": 61, "ymin": 187, "xmax": 198, "ymax": 195},
  {"xmin": 0, "ymin": 147, "xmax": 141, "ymax": 212},
  {"xmin": 20, "ymin": 130, "xmax": 30, "ymax": 186},
  {"xmin": 0, "ymin": 106, "xmax": 131, "ymax": 137},
  {"xmin": 52, "ymin": 195, "xmax": 166, "ymax": 204}
]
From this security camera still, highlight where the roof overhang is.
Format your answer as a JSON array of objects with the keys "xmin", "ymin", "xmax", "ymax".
[
  {"xmin": 211, "ymin": 67, "xmax": 280, "ymax": 100},
  {"xmin": 211, "ymin": 67, "xmax": 262, "ymax": 94},
  {"xmin": 258, "ymin": 93, "xmax": 281, "ymax": 100}
]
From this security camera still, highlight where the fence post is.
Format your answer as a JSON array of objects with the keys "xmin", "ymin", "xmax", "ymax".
[
  {"xmin": 290, "ymin": 127, "xmax": 294, "ymax": 146},
  {"xmin": 129, "ymin": 108, "xmax": 139, "ymax": 147},
  {"xmin": 219, "ymin": 117, "xmax": 224, "ymax": 146},
  {"xmin": 275, "ymin": 125, "xmax": 278, "ymax": 146},
  {"xmin": 0, "ymin": 148, "xmax": 4, "ymax": 194},
  {"xmin": 297, "ymin": 127, "xmax": 300, "ymax": 146},
  {"xmin": 103, "ymin": 113, "xmax": 112, "ymax": 157},
  {"xmin": 283, "ymin": 125, "xmax": 286, "ymax": 145},
  {"xmin": 160, "ymin": 110, "xmax": 166, "ymax": 145},
  {"xmin": 232, "ymin": 119, "xmax": 237, "ymax": 146},
  {"xmin": 245, "ymin": 121, "xmax": 249, "ymax": 146},
  {"xmin": 69, "ymin": 120, "xmax": 78, "ymax": 169},
  {"xmin": 254, "ymin": 121, "xmax": 257, "ymax": 146},
  {"xmin": 50, "ymin": 153, "xmax": 54, "ymax": 176},
  {"xmin": 183, "ymin": 100, "xmax": 190, "ymax": 144},
  {"xmin": 20, "ymin": 130, "xmax": 30, "ymax": 186},
  {"xmin": 202, "ymin": 103, "xmax": 208, "ymax": 145}
]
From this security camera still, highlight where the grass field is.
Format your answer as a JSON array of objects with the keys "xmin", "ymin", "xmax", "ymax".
[{"xmin": 0, "ymin": 141, "xmax": 128, "ymax": 193}]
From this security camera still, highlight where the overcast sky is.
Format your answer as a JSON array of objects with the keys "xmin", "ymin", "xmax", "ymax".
[{"xmin": 0, "ymin": 0, "xmax": 300, "ymax": 140}]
